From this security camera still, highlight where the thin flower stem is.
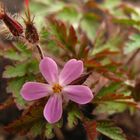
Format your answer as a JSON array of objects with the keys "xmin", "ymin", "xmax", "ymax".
[{"xmin": 36, "ymin": 44, "xmax": 44, "ymax": 59}]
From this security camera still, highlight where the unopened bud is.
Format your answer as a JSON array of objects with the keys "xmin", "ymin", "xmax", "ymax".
[
  {"xmin": 25, "ymin": 22, "xmax": 39, "ymax": 44},
  {"xmin": 0, "ymin": 3, "xmax": 23, "ymax": 36},
  {"xmin": 24, "ymin": 9, "xmax": 39, "ymax": 44}
]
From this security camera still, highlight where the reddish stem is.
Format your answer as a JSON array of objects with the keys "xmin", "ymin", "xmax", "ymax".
[{"xmin": 25, "ymin": 0, "xmax": 29, "ymax": 8}]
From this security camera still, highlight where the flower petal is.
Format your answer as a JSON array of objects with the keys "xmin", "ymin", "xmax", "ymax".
[
  {"xmin": 59, "ymin": 59, "xmax": 83, "ymax": 85},
  {"xmin": 63, "ymin": 85, "xmax": 93, "ymax": 104},
  {"xmin": 39, "ymin": 57, "xmax": 58, "ymax": 84},
  {"xmin": 21, "ymin": 82, "xmax": 51, "ymax": 101},
  {"xmin": 43, "ymin": 95, "xmax": 62, "ymax": 123}
]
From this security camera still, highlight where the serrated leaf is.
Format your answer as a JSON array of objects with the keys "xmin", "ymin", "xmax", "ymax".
[
  {"xmin": 5, "ymin": 101, "xmax": 45, "ymax": 134},
  {"xmin": 45, "ymin": 123, "xmax": 55, "ymax": 139},
  {"xmin": 94, "ymin": 49, "xmax": 119, "ymax": 59},
  {"xmin": 92, "ymin": 36, "xmax": 121, "ymax": 55},
  {"xmin": 113, "ymin": 18, "xmax": 140, "ymax": 26},
  {"xmin": 119, "ymin": 4, "xmax": 139, "ymax": 16},
  {"xmin": 57, "ymin": 6, "xmax": 80, "ymax": 23},
  {"xmin": 0, "ymin": 43, "xmax": 31, "ymax": 62},
  {"xmin": 102, "ymin": 0, "xmax": 121, "ymax": 10},
  {"xmin": 95, "ymin": 99, "xmax": 140, "ymax": 115},
  {"xmin": 67, "ymin": 25, "xmax": 77, "ymax": 48},
  {"xmin": 81, "ymin": 13, "xmax": 99, "ymax": 40},
  {"xmin": 3, "ymin": 59, "xmax": 39, "ymax": 79},
  {"xmin": 0, "ymin": 50, "xmax": 29, "ymax": 62},
  {"xmin": 125, "ymin": 34, "xmax": 140, "ymax": 54},
  {"xmin": 6, "ymin": 78, "xmax": 26, "ymax": 107},
  {"xmin": 97, "ymin": 120, "xmax": 126, "ymax": 140},
  {"xmin": 27, "ymin": 60, "xmax": 39, "ymax": 74},
  {"xmin": 3, "ymin": 64, "xmax": 27, "ymax": 78},
  {"xmin": 67, "ymin": 105, "xmax": 81, "ymax": 128},
  {"xmin": 47, "ymin": 18, "xmax": 77, "ymax": 55},
  {"xmin": 78, "ymin": 34, "xmax": 89, "ymax": 59},
  {"xmin": 31, "ymin": 120, "xmax": 45, "ymax": 137},
  {"xmin": 97, "ymin": 82, "xmax": 122, "ymax": 97},
  {"xmin": 84, "ymin": 59, "xmax": 102, "ymax": 68},
  {"xmin": 94, "ymin": 94, "xmax": 132, "ymax": 103},
  {"xmin": 14, "ymin": 43, "xmax": 31, "ymax": 54},
  {"xmin": 84, "ymin": 120, "xmax": 97, "ymax": 140},
  {"xmin": 95, "ymin": 102, "xmax": 127, "ymax": 115},
  {"xmin": 48, "ymin": 18, "xmax": 67, "ymax": 44}
]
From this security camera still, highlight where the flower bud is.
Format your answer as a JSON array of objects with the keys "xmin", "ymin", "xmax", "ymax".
[
  {"xmin": 0, "ymin": 3, "xmax": 23, "ymax": 36},
  {"xmin": 3, "ymin": 14, "xmax": 23, "ymax": 36},
  {"xmin": 25, "ymin": 22, "xmax": 39, "ymax": 44},
  {"xmin": 24, "ymin": 9, "xmax": 39, "ymax": 44}
]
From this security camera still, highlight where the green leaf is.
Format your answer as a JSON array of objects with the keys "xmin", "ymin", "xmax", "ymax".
[
  {"xmin": 6, "ymin": 78, "xmax": 26, "ymax": 107},
  {"xmin": 45, "ymin": 123, "xmax": 55, "ymax": 139},
  {"xmin": 96, "ymin": 82, "xmax": 122, "ymax": 97},
  {"xmin": 0, "ymin": 43, "xmax": 31, "ymax": 62},
  {"xmin": 3, "ymin": 64, "xmax": 27, "ymax": 78},
  {"xmin": 67, "ymin": 106, "xmax": 81, "ymax": 128},
  {"xmin": 0, "ymin": 50, "xmax": 28, "ymax": 62},
  {"xmin": 113, "ymin": 18, "xmax": 140, "ymax": 26},
  {"xmin": 14, "ymin": 43, "xmax": 30, "ymax": 54},
  {"xmin": 26, "ymin": 1, "xmax": 65, "ymax": 29},
  {"xmin": 94, "ymin": 102, "xmax": 127, "ymax": 115},
  {"xmin": 44, "ymin": 40, "xmax": 60, "ymax": 55},
  {"xmin": 81, "ymin": 13, "xmax": 99, "ymax": 40},
  {"xmin": 94, "ymin": 94, "xmax": 132, "ymax": 102},
  {"xmin": 92, "ymin": 36, "xmax": 121, "ymax": 55},
  {"xmin": 45, "ymin": 122, "xmax": 62, "ymax": 139},
  {"xmin": 101, "ymin": 0, "xmax": 121, "ymax": 10},
  {"xmin": 84, "ymin": 121, "xmax": 97, "ymax": 140},
  {"xmin": 3, "ymin": 59, "xmax": 39, "ymax": 79},
  {"xmin": 57, "ymin": 6, "xmax": 80, "ymax": 23},
  {"xmin": 125, "ymin": 34, "xmax": 140, "ymax": 54},
  {"xmin": 97, "ymin": 120, "xmax": 126, "ymax": 140},
  {"xmin": 31, "ymin": 120, "xmax": 45, "ymax": 137},
  {"xmin": 27, "ymin": 60, "xmax": 39, "ymax": 74},
  {"xmin": 46, "ymin": 19, "xmax": 77, "ymax": 54},
  {"xmin": 5, "ymin": 101, "xmax": 45, "ymax": 134}
]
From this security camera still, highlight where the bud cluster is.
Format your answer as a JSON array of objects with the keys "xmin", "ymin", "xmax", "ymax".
[{"xmin": 0, "ymin": 2, "xmax": 39, "ymax": 44}]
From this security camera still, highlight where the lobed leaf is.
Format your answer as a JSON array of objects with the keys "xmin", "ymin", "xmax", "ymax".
[
  {"xmin": 96, "ymin": 82, "xmax": 122, "ymax": 97},
  {"xmin": 5, "ymin": 101, "xmax": 46, "ymax": 134},
  {"xmin": 67, "ymin": 106, "xmax": 81, "ymax": 128},
  {"xmin": 97, "ymin": 120, "xmax": 126, "ymax": 140},
  {"xmin": 94, "ymin": 93, "xmax": 132, "ymax": 102},
  {"xmin": 3, "ymin": 64, "xmax": 27, "ymax": 78},
  {"xmin": 45, "ymin": 123, "xmax": 55, "ymax": 139},
  {"xmin": 83, "ymin": 120, "xmax": 97, "ymax": 140},
  {"xmin": 125, "ymin": 34, "xmax": 140, "ymax": 54},
  {"xmin": 67, "ymin": 25, "xmax": 77, "ymax": 47},
  {"xmin": 6, "ymin": 77, "xmax": 27, "ymax": 107}
]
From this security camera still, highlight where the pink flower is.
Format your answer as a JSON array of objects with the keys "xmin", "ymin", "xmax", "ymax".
[{"xmin": 21, "ymin": 57, "xmax": 93, "ymax": 123}]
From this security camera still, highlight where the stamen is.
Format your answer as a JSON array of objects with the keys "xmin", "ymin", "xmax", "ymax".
[{"xmin": 52, "ymin": 84, "xmax": 62, "ymax": 94}]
